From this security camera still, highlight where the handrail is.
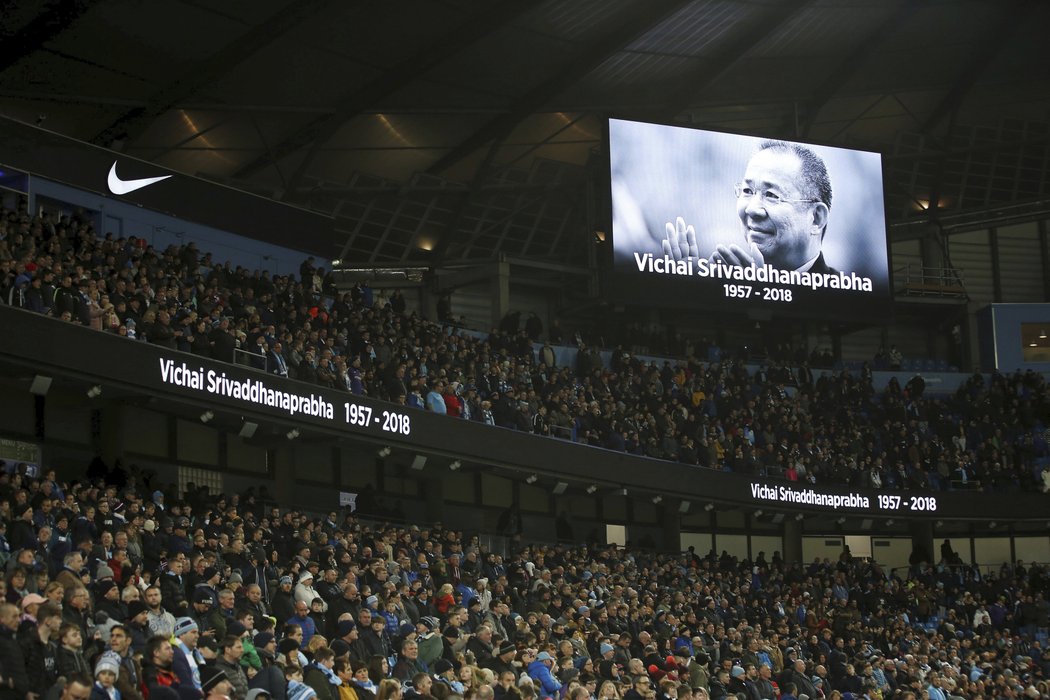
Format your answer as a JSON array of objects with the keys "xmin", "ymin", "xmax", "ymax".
[{"xmin": 894, "ymin": 264, "xmax": 966, "ymax": 297}]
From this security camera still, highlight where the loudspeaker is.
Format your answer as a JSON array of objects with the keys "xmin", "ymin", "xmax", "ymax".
[
  {"xmin": 238, "ymin": 421, "xmax": 258, "ymax": 438},
  {"xmin": 678, "ymin": 500, "xmax": 691, "ymax": 513},
  {"xmin": 552, "ymin": 482, "xmax": 568, "ymax": 495},
  {"xmin": 411, "ymin": 455, "xmax": 427, "ymax": 471}
]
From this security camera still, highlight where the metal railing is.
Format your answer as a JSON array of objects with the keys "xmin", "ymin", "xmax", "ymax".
[{"xmin": 894, "ymin": 264, "xmax": 967, "ymax": 297}]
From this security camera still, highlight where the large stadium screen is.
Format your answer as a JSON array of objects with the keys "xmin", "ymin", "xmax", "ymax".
[{"xmin": 608, "ymin": 118, "xmax": 891, "ymax": 320}]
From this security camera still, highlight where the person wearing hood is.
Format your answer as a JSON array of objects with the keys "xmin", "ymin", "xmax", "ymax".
[
  {"xmin": 295, "ymin": 571, "xmax": 327, "ymax": 612},
  {"xmin": 527, "ymin": 651, "xmax": 562, "ymax": 698}
]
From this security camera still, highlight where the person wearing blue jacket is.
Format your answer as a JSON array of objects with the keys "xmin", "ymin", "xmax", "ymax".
[{"xmin": 528, "ymin": 651, "xmax": 562, "ymax": 698}]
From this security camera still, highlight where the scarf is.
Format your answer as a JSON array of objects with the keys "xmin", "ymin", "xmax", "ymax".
[
  {"xmin": 353, "ymin": 679, "xmax": 377, "ymax": 693},
  {"xmin": 310, "ymin": 662, "xmax": 344, "ymax": 686}
]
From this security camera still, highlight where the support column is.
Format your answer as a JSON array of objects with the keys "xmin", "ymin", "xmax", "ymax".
[
  {"xmin": 783, "ymin": 517, "xmax": 803, "ymax": 564},
  {"xmin": 98, "ymin": 404, "xmax": 126, "ymax": 467},
  {"xmin": 423, "ymin": 475, "xmax": 445, "ymax": 524},
  {"xmin": 909, "ymin": 519, "xmax": 935, "ymax": 567},
  {"xmin": 661, "ymin": 500, "xmax": 682, "ymax": 552},
  {"xmin": 420, "ymin": 274, "xmax": 439, "ymax": 322},
  {"xmin": 492, "ymin": 257, "xmax": 510, "ymax": 329},
  {"xmin": 274, "ymin": 448, "xmax": 296, "ymax": 506}
]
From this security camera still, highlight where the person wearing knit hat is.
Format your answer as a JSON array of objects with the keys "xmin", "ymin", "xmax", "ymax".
[
  {"xmin": 254, "ymin": 631, "xmax": 276, "ymax": 653},
  {"xmin": 278, "ymin": 637, "xmax": 301, "ymax": 659},
  {"xmin": 172, "ymin": 617, "xmax": 203, "ymax": 691},
  {"xmin": 94, "ymin": 653, "xmax": 121, "ymax": 695},
  {"xmin": 126, "ymin": 599, "xmax": 149, "ymax": 623},
  {"xmin": 433, "ymin": 658, "xmax": 465, "ymax": 695},
  {"xmin": 485, "ymin": 641, "xmax": 518, "ymax": 677},
  {"xmin": 200, "ymin": 664, "xmax": 232, "ymax": 696},
  {"xmin": 202, "ymin": 566, "xmax": 220, "ymax": 586},
  {"xmin": 278, "ymin": 636, "xmax": 308, "ymax": 669}
]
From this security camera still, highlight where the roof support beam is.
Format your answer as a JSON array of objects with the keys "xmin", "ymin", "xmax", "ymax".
[
  {"xmin": 920, "ymin": 0, "xmax": 1034, "ymax": 135},
  {"xmin": 90, "ymin": 0, "xmax": 334, "ymax": 147},
  {"xmin": 798, "ymin": 0, "xmax": 920, "ymax": 138},
  {"xmin": 0, "ymin": 0, "xmax": 93, "ymax": 73},
  {"xmin": 662, "ymin": 0, "xmax": 814, "ymax": 118},
  {"xmin": 425, "ymin": 0, "xmax": 694, "ymax": 176},
  {"xmin": 234, "ymin": 0, "xmax": 532, "ymax": 184}
]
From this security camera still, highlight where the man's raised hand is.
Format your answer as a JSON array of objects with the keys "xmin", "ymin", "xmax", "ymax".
[
  {"xmin": 710, "ymin": 241, "xmax": 766, "ymax": 269},
  {"xmin": 662, "ymin": 217, "xmax": 699, "ymax": 261}
]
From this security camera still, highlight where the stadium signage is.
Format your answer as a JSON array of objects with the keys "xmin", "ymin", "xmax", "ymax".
[
  {"xmin": 750, "ymin": 483, "xmax": 939, "ymax": 513},
  {"xmin": 106, "ymin": 161, "xmax": 172, "ymax": 195},
  {"xmin": 1, "ymin": 306, "xmax": 1044, "ymax": 522},
  {"xmin": 156, "ymin": 356, "xmax": 411, "ymax": 434},
  {"xmin": 0, "ymin": 117, "xmax": 333, "ymax": 255},
  {"xmin": 751, "ymin": 483, "xmax": 870, "ymax": 510}
]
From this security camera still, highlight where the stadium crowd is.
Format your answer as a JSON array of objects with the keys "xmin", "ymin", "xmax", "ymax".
[
  {"xmin": 1, "ymin": 202, "xmax": 1048, "ymax": 495},
  {"xmin": 0, "ymin": 466, "xmax": 1046, "ymax": 699},
  {"xmin": 0, "ymin": 202, "xmax": 1049, "ymax": 699}
]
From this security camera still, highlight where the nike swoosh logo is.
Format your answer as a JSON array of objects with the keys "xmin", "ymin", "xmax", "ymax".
[{"xmin": 107, "ymin": 161, "xmax": 172, "ymax": 195}]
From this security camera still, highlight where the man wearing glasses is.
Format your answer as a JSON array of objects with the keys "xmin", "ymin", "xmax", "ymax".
[{"xmin": 664, "ymin": 140, "xmax": 835, "ymax": 274}]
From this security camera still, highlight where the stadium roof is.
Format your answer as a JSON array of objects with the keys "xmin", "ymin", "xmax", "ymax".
[{"xmin": 2, "ymin": 0, "xmax": 1049, "ymax": 265}]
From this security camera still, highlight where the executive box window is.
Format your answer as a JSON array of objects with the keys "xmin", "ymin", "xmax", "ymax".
[{"xmin": 1021, "ymin": 323, "xmax": 1050, "ymax": 362}]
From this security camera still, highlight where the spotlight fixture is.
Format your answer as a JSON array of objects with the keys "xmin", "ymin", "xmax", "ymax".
[
  {"xmin": 935, "ymin": 520, "xmax": 943, "ymax": 528},
  {"xmin": 586, "ymin": 485, "xmax": 597, "ymax": 494},
  {"xmin": 86, "ymin": 385, "xmax": 102, "ymax": 398},
  {"xmin": 200, "ymin": 410, "xmax": 214, "ymax": 423},
  {"xmin": 836, "ymin": 517, "xmax": 846, "ymax": 525},
  {"xmin": 652, "ymin": 495, "xmax": 662, "ymax": 504},
  {"xmin": 449, "ymin": 460, "xmax": 461, "ymax": 471},
  {"xmin": 286, "ymin": 429, "xmax": 300, "ymax": 440},
  {"xmin": 886, "ymin": 519, "xmax": 894, "ymax": 526},
  {"xmin": 378, "ymin": 446, "xmax": 392, "ymax": 458},
  {"xmin": 29, "ymin": 375, "xmax": 52, "ymax": 396},
  {"xmin": 704, "ymin": 503, "xmax": 715, "ymax": 512},
  {"xmin": 795, "ymin": 513, "xmax": 804, "ymax": 521},
  {"xmin": 618, "ymin": 488, "xmax": 628, "ymax": 496},
  {"xmin": 753, "ymin": 509, "xmax": 763, "ymax": 518},
  {"xmin": 525, "ymin": 474, "xmax": 538, "ymax": 484},
  {"xmin": 989, "ymin": 521, "xmax": 997, "ymax": 529}
]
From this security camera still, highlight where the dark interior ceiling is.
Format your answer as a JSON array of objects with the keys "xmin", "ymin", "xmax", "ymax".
[{"xmin": 3, "ymin": 0, "xmax": 1049, "ymax": 266}]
